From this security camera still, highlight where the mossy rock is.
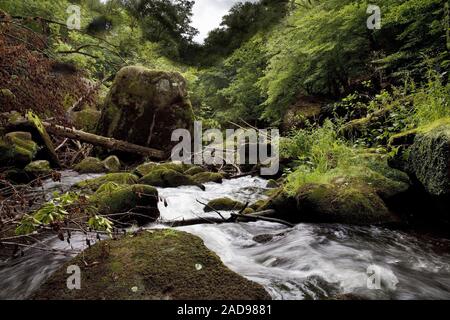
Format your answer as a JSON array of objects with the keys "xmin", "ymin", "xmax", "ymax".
[
  {"xmin": 398, "ymin": 122, "xmax": 450, "ymax": 197},
  {"xmin": 134, "ymin": 162, "xmax": 191, "ymax": 177},
  {"xmin": 204, "ymin": 198, "xmax": 246, "ymax": 212},
  {"xmin": 266, "ymin": 179, "xmax": 279, "ymax": 188},
  {"xmin": 72, "ymin": 108, "xmax": 101, "ymax": 133},
  {"xmin": 24, "ymin": 160, "xmax": 52, "ymax": 176},
  {"xmin": 138, "ymin": 168, "xmax": 204, "ymax": 190},
  {"xmin": 76, "ymin": 173, "xmax": 139, "ymax": 191},
  {"xmin": 134, "ymin": 162, "xmax": 158, "ymax": 177},
  {"xmin": 242, "ymin": 208, "xmax": 255, "ymax": 215},
  {"xmin": 0, "ymin": 131, "xmax": 39, "ymax": 166},
  {"xmin": 102, "ymin": 156, "xmax": 121, "ymax": 172},
  {"xmin": 91, "ymin": 184, "xmax": 159, "ymax": 225},
  {"xmin": 295, "ymin": 182, "xmax": 398, "ymax": 225},
  {"xmin": 96, "ymin": 66, "xmax": 194, "ymax": 152},
  {"xmin": 184, "ymin": 166, "xmax": 206, "ymax": 176},
  {"xmin": 192, "ymin": 172, "xmax": 224, "ymax": 184},
  {"xmin": 74, "ymin": 157, "xmax": 107, "ymax": 174},
  {"xmin": 33, "ymin": 230, "xmax": 270, "ymax": 300}
]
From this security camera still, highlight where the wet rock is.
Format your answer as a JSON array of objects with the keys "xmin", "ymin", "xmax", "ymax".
[
  {"xmin": 204, "ymin": 198, "xmax": 246, "ymax": 212},
  {"xmin": 96, "ymin": 66, "xmax": 194, "ymax": 152},
  {"xmin": 192, "ymin": 172, "xmax": 224, "ymax": 184},
  {"xmin": 102, "ymin": 155, "xmax": 121, "ymax": 172},
  {"xmin": 33, "ymin": 230, "xmax": 271, "ymax": 300},
  {"xmin": 138, "ymin": 168, "xmax": 204, "ymax": 190},
  {"xmin": 184, "ymin": 166, "xmax": 206, "ymax": 176},
  {"xmin": 74, "ymin": 157, "xmax": 106, "ymax": 174},
  {"xmin": 24, "ymin": 160, "xmax": 52, "ymax": 177},
  {"xmin": 76, "ymin": 172, "xmax": 139, "ymax": 191},
  {"xmin": 71, "ymin": 108, "xmax": 101, "ymax": 133},
  {"xmin": 134, "ymin": 162, "xmax": 158, "ymax": 177},
  {"xmin": 389, "ymin": 119, "xmax": 450, "ymax": 223},
  {"xmin": 92, "ymin": 184, "xmax": 160, "ymax": 225},
  {"xmin": 0, "ymin": 131, "xmax": 38, "ymax": 166},
  {"xmin": 253, "ymin": 234, "xmax": 274, "ymax": 244}
]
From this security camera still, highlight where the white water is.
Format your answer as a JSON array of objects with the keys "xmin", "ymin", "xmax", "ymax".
[{"xmin": 1, "ymin": 173, "xmax": 450, "ymax": 300}]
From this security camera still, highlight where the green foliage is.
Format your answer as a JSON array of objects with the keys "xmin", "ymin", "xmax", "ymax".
[
  {"xmin": 88, "ymin": 215, "xmax": 113, "ymax": 234},
  {"xmin": 16, "ymin": 192, "xmax": 78, "ymax": 235}
]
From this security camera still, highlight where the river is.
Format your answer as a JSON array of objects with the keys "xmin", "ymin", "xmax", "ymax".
[{"xmin": 1, "ymin": 171, "xmax": 450, "ymax": 300}]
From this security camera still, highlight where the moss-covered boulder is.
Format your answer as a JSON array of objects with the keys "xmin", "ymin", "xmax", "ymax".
[
  {"xmin": 134, "ymin": 161, "xmax": 192, "ymax": 177},
  {"xmin": 390, "ymin": 122, "xmax": 450, "ymax": 197},
  {"xmin": 0, "ymin": 131, "xmax": 38, "ymax": 166},
  {"xmin": 92, "ymin": 184, "xmax": 159, "ymax": 225},
  {"xmin": 192, "ymin": 172, "xmax": 224, "ymax": 184},
  {"xmin": 96, "ymin": 66, "xmax": 194, "ymax": 152},
  {"xmin": 71, "ymin": 108, "xmax": 101, "ymax": 133},
  {"xmin": 76, "ymin": 173, "xmax": 139, "ymax": 191},
  {"xmin": 295, "ymin": 182, "xmax": 396, "ymax": 225},
  {"xmin": 74, "ymin": 157, "xmax": 106, "ymax": 174},
  {"xmin": 102, "ymin": 156, "xmax": 121, "ymax": 172},
  {"xmin": 24, "ymin": 160, "xmax": 52, "ymax": 176},
  {"xmin": 138, "ymin": 168, "xmax": 204, "ymax": 190},
  {"xmin": 204, "ymin": 198, "xmax": 246, "ymax": 212},
  {"xmin": 33, "ymin": 230, "xmax": 270, "ymax": 300},
  {"xmin": 134, "ymin": 162, "xmax": 158, "ymax": 177},
  {"xmin": 184, "ymin": 165, "xmax": 206, "ymax": 176}
]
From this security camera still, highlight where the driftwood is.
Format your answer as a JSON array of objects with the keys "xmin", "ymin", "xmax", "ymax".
[
  {"xmin": 1, "ymin": 113, "xmax": 167, "ymax": 160},
  {"xmin": 43, "ymin": 123, "xmax": 167, "ymax": 160},
  {"xmin": 164, "ymin": 209, "xmax": 294, "ymax": 228}
]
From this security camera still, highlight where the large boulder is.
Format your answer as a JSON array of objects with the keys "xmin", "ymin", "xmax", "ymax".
[
  {"xmin": 0, "ymin": 131, "xmax": 38, "ymax": 166},
  {"xmin": 33, "ymin": 230, "xmax": 271, "ymax": 300},
  {"xmin": 389, "ymin": 119, "xmax": 450, "ymax": 222},
  {"xmin": 92, "ymin": 184, "xmax": 160, "ymax": 225},
  {"xmin": 97, "ymin": 66, "xmax": 193, "ymax": 152},
  {"xmin": 138, "ymin": 168, "xmax": 205, "ymax": 190}
]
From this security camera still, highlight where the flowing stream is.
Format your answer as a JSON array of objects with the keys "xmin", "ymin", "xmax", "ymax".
[{"xmin": 1, "ymin": 171, "xmax": 450, "ymax": 300}]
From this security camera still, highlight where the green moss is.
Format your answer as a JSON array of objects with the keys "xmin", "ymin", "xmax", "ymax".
[
  {"xmin": 242, "ymin": 208, "xmax": 255, "ymax": 215},
  {"xmin": 24, "ymin": 160, "xmax": 52, "ymax": 176},
  {"xmin": 33, "ymin": 230, "xmax": 270, "ymax": 300},
  {"xmin": 74, "ymin": 157, "xmax": 106, "ymax": 174},
  {"xmin": 72, "ymin": 108, "xmax": 101, "ymax": 133},
  {"xmin": 204, "ymin": 198, "xmax": 245, "ymax": 212},
  {"xmin": 138, "ymin": 168, "xmax": 204, "ymax": 190},
  {"xmin": 102, "ymin": 156, "xmax": 121, "ymax": 172},
  {"xmin": 192, "ymin": 172, "xmax": 224, "ymax": 184},
  {"xmin": 76, "ymin": 173, "xmax": 139, "ymax": 191},
  {"xmin": 249, "ymin": 200, "xmax": 266, "ymax": 211},
  {"xmin": 134, "ymin": 162, "xmax": 158, "ymax": 177},
  {"xmin": 184, "ymin": 166, "xmax": 206, "ymax": 176},
  {"xmin": 295, "ymin": 183, "xmax": 396, "ymax": 225},
  {"xmin": 0, "ymin": 131, "xmax": 38, "ymax": 166},
  {"xmin": 91, "ymin": 184, "xmax": 159, "ymax": 225}
]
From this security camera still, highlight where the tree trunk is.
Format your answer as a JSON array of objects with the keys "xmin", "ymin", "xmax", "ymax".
[{"xmin": 43, "ymin": 122, "xmax": 167, "ymax": 160}]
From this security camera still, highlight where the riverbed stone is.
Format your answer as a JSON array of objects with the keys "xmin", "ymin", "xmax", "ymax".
[
  {"xmin": 204, "ymin": 198, "xmax": 246, "ymax": 212},
  {"xmin": 96, "ymin": 66, "xmax": 194, "ymax": 152},
  {"xmin": 24, "ymin": 160, "xmax": 52, "ymax": 176},
  {"xmin": 76, "ymin": 172, "xmax": 139, "ymax": 191},
  {"xmin": 0, "ymin": 131, "xmax": 38, "ymax": 166},
  {"xmin": 71, "ymin": 108, "xmax": 101, "ymax": 133},
  {"xmin": 192, "ymin": 172, "xmax": 224, "ymax": 184},
  {"xmin": 138, "ymin": 168, "xmax": 204, "ymax": 190},
  {"xmin": 74, "ymin": 157, "xmax": 106, "ymax": 174},
  {"xmin": 33, "ymin": 230, "xmax": 271, "ymax": 300},
  {"xmin": 102, "ymin": 155, "xmax": 121, "ymax": 172},
  {"xmin": 92, "ymin": 184, "xmax": 160, "ymax": 225}
]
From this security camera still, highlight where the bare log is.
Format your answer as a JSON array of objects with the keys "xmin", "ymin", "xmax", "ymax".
[{"xmin": 43, "ymin": 122, "xmax": 167, "ymax": 160}]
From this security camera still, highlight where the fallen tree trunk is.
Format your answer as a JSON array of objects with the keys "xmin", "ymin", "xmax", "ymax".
[
  {"xmin": 162, "ymin": 209, "xmax": 295, "ymax": 228},
  {"xmin": 1, "ymin": 113, "xmax": 167, "ymax": 160},
  {"xmin": 43, "ymin": 123, "xmax": 167, "ymax": 160}
]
